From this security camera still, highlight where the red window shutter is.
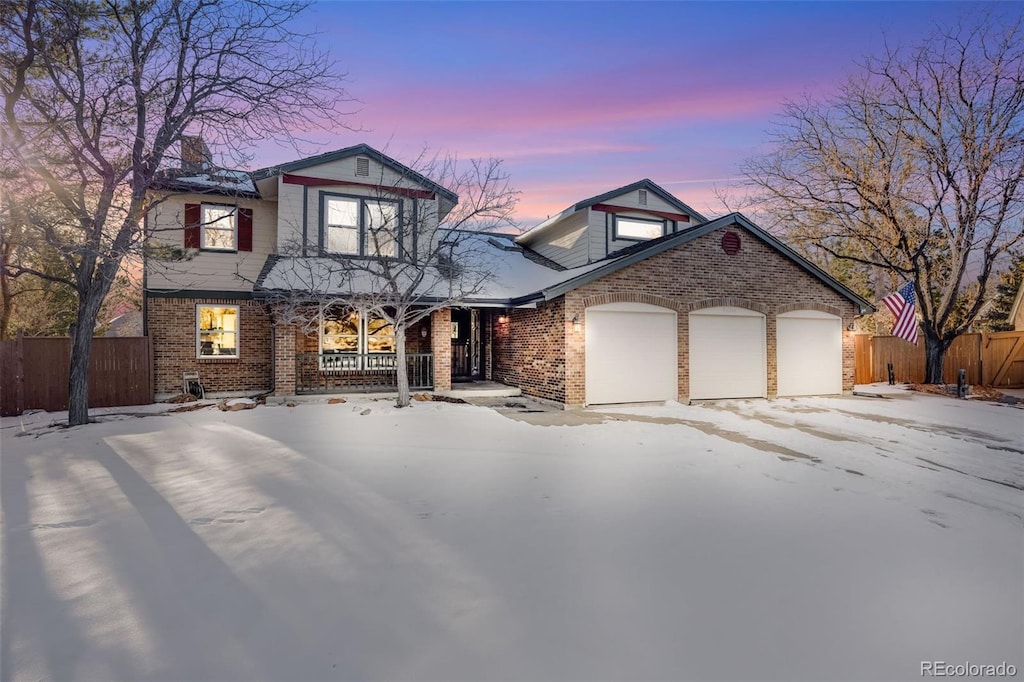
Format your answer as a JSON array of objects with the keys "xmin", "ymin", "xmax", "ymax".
[
  {"xmin": 238, "ymin": 207, "xmax": 253, "ymax": 252},
  {"xmin": 184, "ymin": 203, "xmax": 201, "ymax": 248}
]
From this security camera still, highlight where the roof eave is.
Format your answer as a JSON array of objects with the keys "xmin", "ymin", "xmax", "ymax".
[
  {"xmin": 534, "ymin": 213, "xmax": 875, "ymax": 313},
  {"xmin": 251, "ymin": 144, "xmax": 459, "ymax": 205}
]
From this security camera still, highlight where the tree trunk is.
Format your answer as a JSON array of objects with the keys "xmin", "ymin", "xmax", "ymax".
[
  {"xmin": 394, "ymin": 320, "xmax": 410, "ymax": 408},
  {"xmin": 67, "ymin": 288, "xmax": 104, "ymax": 425},
  {"xmin": 922, "ymin": 329, "xmax": 951, "ymax": 385},
  {"xmin": 68, "ymin": 319, "xmax": 93, "ymax": 425}
]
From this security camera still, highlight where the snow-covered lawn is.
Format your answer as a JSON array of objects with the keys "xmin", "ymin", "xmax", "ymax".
[{"xmin": 1, "ymin": 387, "xmax": 1021, "ymax": 681}]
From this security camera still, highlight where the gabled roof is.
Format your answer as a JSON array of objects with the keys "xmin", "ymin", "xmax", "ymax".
[
  {"xmin": 514, "ymin": 212, "xmax": 875, "ymax": 314},
  {"xmin": 516, "ymin": 178, "xmax": 708, "ymax": 244},
  {"xmin": 250, "ymin": 143, "xmax": 459, "ymax": 205}
]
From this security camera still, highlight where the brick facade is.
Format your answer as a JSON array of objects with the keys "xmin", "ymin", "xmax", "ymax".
[
  {"xmin": 491, "ymin": 225, "xmax": 859, "ymax": 406},
  {"xmin": 490, "ymin": 299, "xmax": 567, "ymax": 403},
  {"xmin": 147, "ymin": 296, "xmax": 272, "ymax": 397}
]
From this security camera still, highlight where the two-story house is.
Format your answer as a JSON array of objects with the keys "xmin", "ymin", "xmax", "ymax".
[{"xmin": 144, "ymin": 142, "xmax": 873, "ymax": 406}]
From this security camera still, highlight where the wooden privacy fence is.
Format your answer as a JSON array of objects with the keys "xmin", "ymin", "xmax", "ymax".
[
  {"xmin": 0, "ymin": 335, "xmax": 153, "ymax": 416},
  {"xmin": 854, "ymin": 330, "xmax": 1024, "ymax": 388}
]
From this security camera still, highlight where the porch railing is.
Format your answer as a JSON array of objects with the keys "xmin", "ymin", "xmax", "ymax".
[{"xmin": 295, "ymin": 353, "xmax": 433, "ymax": 394}]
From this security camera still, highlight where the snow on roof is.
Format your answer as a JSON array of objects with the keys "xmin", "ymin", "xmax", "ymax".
[
  {"xmin": 255, "ymin": 231, "xmax": 612, "ymax": 304},
  {"xmin": 173, "ymin": 170, "xmax": 257, "ymax": 195}
]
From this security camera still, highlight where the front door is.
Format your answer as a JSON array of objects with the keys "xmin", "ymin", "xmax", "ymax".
[{"xmin": 450, "ymin": 308, "xmax": 481, "ymax": 382}]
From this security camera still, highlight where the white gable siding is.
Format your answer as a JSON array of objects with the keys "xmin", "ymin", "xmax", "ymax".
[
  {"xmin": 276, "ymin": 179, "xmax": 305, "ymax": 253},
  {"xmin": 145, "ymin": 193, "xmax": 276, "ymax": 292},
  {"xmin": 587, "ymin": 189, "xmax": 693, "ymax": 261},
  {"xmin": 274, "ymin": 155, "xmax": 440, "ymax": 257},
  {"xmin": 529, "ymin": 211, "xmax": 590, "ymax": 268}
]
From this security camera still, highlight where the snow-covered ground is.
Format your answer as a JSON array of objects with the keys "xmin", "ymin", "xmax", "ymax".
[{"xmin": 1, "ymin": 386, "xmax": 1021, "ymax": 681}]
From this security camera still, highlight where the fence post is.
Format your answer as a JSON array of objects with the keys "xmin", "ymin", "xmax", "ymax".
[
  {"xmin": 887, "ymin": 362, "xmax": 895, "ymax": 385},
  {"xmin": 15, "ymin": 331, "xmax": 25, "ymax": 415}
]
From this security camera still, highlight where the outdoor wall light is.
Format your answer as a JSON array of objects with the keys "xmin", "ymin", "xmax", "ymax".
[
  {"xmin": 497, "ymin": 314, "xmax": 509, "ymax": 324},
  {"xmin": 572, "ymin": 314, "xmax": 581, "ymax": 332},
  {"xmin": 421, "ymin": 326, "xmax": 428, "ymax": 338}
]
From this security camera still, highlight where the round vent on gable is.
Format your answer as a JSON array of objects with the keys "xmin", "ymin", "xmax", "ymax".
[{"xmin": 721, "ymin": 231, "xmax": 741, "ymax": 255}]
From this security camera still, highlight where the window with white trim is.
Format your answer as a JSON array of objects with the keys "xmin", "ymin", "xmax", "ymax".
[
  {"xmin": 320, "ymin": 307, "xmax": 396, "ymax": 370},
  {"xmin": 614, "ymin": 215, "xmax": 664, "ymax": 240},
  {"xmin": 197, "ymin": 305, "xmax": 239, "ymax": 358},
  {"xmin": 201, "ymin": 204, "xmax": 237, "ymax": 250}
]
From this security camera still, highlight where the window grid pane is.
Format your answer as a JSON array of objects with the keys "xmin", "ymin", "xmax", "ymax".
[
  {"xmin": 197, "ymin": 306, "xmax": 239, "ymax": 357},
  {"xmin": 364, "ymin": 201, "xmax": 398, "ymax": 257},
  {"xmin": 201, "ymin": 205, "xmax": 236, "ymax": 250}
]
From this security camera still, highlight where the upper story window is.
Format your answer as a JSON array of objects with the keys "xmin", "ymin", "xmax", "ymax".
[
  {"xmin": 325, "ymin": 197, "xmax": 359, "ymax": 255},
  {"xmin": 184, "ymin": 203, "xmax": 252, "ymax": 252},
  {"xmin": 201, "ymin": 204, "xmax": 237, "ymax": 250},
  {"xmin": 322, "ymin": 194, "xmax": 400, "ymax": 258},
  {"xmin": 614, "ymin": 215, "xmax": 664, "ymax": 241},
  {"xmin": 364, "ymin": 200, "xmax": 398, "ymax": 258}
]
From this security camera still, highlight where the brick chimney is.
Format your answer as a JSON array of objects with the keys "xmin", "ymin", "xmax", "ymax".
[{"xmin": 181, "ymin": 136, "xmax": 212, "ymax": 173}]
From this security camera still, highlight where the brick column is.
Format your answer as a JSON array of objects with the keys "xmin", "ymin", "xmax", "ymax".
[
  {"xmin": 842, "ymin": 327, "xmax": 856, "ymax": 392},
  {"xmin": 430, "ymin": 308, "xmax": 451, "ymax": 391},
  {"xmin": 564, "ymin": 293, "xmax": 585, "ymax": 405},
  {"xmin": 273, "ymin": 323, "xmax": 297, "ymax": 396}
]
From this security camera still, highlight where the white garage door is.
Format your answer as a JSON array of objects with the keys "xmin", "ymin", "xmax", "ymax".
[
  {"xmin": 777, "ymin": 310, "xmax": 843, "ymax": 396},
  {"xmin": 585, "ymin": 302, "xmax": 677, "ymax": 405},
  {"xmin": 689, "ymin": 307, "xmax": 766, "ymax": 399}
]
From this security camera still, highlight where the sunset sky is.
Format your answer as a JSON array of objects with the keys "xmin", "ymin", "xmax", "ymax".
[{"xmin": 254, "ymin": 1, "xmax": 976, "ymax": 229}]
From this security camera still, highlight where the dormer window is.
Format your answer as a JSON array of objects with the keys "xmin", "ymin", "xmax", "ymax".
[
  {"xmin": 614, "ymin": 215, "xmax": 664, "ymax": 241},
  {"xmin": 356, "ymin": 157, "xmax": 370, "ymax": 177}
]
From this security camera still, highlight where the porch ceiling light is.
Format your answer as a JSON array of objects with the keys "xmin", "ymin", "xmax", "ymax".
[{"xmin": 497, "ymin": 314, "xmax": 509, "ymax": 324}]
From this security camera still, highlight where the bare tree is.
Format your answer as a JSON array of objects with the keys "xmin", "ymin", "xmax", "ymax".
[
  {"xmin": 744, "ymin": 13, "xmax": 1024, "ymax": 383},
  {"xmin": 264, "ymin": 152, "xmax": 518, "ymax": 407},
  {"xmin": 1, "ymin": 0, "xmax": 347, "ymax": 424}
]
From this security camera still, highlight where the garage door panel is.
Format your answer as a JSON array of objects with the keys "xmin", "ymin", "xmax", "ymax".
[
  {"xmin": 777, "ymin": 311, "xmax": 842, "ymax": 396},
  {"xmin": 689, "ymin": 308, "xmax": 766, "ymax": 399},
  {"xmin": 586, "ymin": 305, "xmax": 677, "ymax": 405}
]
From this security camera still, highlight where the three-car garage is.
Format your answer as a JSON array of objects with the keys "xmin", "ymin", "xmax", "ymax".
[{"xmin": 583, "ymin": 305, "xmax": 844, "ymax": 404}]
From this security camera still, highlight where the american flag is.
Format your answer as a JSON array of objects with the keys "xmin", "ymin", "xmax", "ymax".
[{"xmin": 882, "ymin": 282, "xmax": 918, "ymax": 344}]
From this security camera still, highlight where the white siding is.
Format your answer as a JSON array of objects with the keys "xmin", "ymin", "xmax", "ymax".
[
  {"xmin": 276, "ymin": 179, "xmax": 305, "ymax": 253},
  {"xmin": 587, "ymin": 190, "xmax": 695, "ymax": 261},
  {"xmin": 602, "ymin": 188, "xmax": 680, "ymax": 214},
  {"xmin": 529, "ymin": 211, "xmax": 590, "ymax": 268},
  {"xmin": 145, "ymin": 193, "xmax": 276, "ymax": 292}
]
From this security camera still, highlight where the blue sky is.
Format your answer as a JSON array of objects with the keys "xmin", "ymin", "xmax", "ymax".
[{"xmin": 255, "ymin": 1, "xmax": 980, "ymax": 227}]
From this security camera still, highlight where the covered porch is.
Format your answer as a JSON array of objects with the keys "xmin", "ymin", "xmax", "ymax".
[{"xmin": 272, "ymin": 306, "xmax": 510, "ymax": 396}]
